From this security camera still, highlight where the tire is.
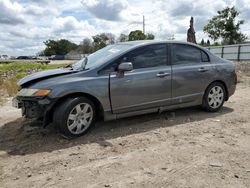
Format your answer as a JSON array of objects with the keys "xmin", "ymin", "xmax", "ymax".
[
  {"xmin": 202, "ymin": 82, "xmax": 226, "ymax": 112},
  {"xmin": 53, "ymin": 97, "xmax": 96, "ymax": 138}
]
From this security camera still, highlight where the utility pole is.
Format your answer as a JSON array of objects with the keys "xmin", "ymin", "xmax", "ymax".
[{"xmin": 143, "ymin": 15, "xmax": 145, "ymax": 34}]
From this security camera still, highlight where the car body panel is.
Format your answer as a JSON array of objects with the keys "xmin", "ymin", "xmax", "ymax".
[
  {"xmin": 18, "ymin": 68, "xmax": 78, "ymax": 86},
  {"xmin": 29, "ymin": 71, "xmax": 111, "ymax": 112},
  {"xmin": 110, "ymin": 65, "xmax": 172, "ymax": 114},
  {"xmin": 171, "ymin": 62, "xmax": 216, "ymax": 105}
]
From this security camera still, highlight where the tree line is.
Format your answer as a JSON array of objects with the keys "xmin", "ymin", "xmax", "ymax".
[
  {"xmin": 40, "ymin": 30, "xmax": 154, "ymax": 56},
  {"xmin": 40, "ymin": 6, "xmax": 248, "ymax": 56}
]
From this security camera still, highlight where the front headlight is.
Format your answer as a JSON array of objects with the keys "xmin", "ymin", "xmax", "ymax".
[{"xmin": 17, "ymin": 89, "xmax": 51, "ymax": 97}]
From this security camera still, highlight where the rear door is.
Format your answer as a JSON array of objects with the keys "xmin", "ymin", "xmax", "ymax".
[
  {"xmin": 171, "ymin": 43, "xmax": 214, "ymax": 104},
  {"xmin": 109, "ymin": 44, "xmax": 172, "ymax": 114}
]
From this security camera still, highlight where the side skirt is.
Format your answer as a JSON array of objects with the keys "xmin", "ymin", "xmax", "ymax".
[{"xmin": 103, "ymin": 99, "xmax": 201, "ymax": 121}]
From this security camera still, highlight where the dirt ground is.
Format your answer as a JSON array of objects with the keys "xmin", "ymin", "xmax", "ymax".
[{"xmin": 0, "ymin": 82, "xmax": 250, "ymax": 188}]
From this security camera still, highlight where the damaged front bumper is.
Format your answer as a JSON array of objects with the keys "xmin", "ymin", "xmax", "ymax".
[{"xmin": 12, "ymin": 96, "xmax": 55, "ymax": 126}]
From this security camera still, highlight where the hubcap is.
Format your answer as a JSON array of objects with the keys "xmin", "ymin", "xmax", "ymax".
[
  {"xmin": 67, "ymin": 103, "xmax": 93, "ymax": 134},
  {"xmin": 208, "ymin": 86, "xmax": 224, "ymax": 109}
]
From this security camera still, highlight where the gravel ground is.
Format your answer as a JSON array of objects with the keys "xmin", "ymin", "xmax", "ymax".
[{"xmin": 0, "ymin": 82, "xmax": 250, "ymax": 188}]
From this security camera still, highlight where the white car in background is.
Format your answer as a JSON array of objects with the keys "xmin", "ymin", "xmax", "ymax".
[{"xmin": 37, "ymin": 56, "xmax": 49, "ymax": 60}]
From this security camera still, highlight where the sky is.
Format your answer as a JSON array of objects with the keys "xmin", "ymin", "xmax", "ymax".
[{"xmin": 0, "ymin": 0, "xmax": 250, "ymax": 56}]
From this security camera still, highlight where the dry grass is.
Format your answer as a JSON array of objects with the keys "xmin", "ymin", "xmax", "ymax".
[
  {"xmin": 2, "ymin": 78, "xmax": 19, "ymax": 97},
  {"xmin": 0, "ymin": 62, "xmax": 65, "ymax": 99},
  {"xmin": 237, "ymin": 71, "xmax": 250, "ymax": 84}
]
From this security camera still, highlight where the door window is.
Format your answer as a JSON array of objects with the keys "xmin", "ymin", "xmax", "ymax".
[
  {"xmin": 99, "ymin": 44, "xmax": 168, "ymax": 75},
  {"xmin": 172, "ymin": 44, "xmax": 209, "ymax": 64},
  {"xmin": 125, "ymin": 44, "xmax": 167, "ymax": 69}
]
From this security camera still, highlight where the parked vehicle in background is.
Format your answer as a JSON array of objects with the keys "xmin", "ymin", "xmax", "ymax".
[
  {"xmin": 49, "ymin": 55, "xmax": 65, "ymax": 60},
  {"xmin": 16, "ymin": 56, "xmax": 30, "ymax": 60},
  {"xmin": 37, "ymin": 56, "xmax": 49, "ymax": 60},
  {"xmin": 13, "ymin": 41, "xmax": 237, "ymax": 137}
]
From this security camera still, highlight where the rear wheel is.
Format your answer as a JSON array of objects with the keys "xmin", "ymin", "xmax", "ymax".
[
  {"xmin": 53, "ymin": 97, "xmax": 96, "ymax": 138},
  {"xmin": 202, "ymin": 82, "xmax": 226, "ymax": 112}
]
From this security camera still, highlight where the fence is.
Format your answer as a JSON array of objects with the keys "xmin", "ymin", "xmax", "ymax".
[{"xmin": 207, "ymin": 44, "xmax": 250, "ymax": 61}]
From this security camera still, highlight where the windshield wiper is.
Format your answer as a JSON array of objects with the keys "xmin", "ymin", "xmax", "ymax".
[
  {"xmin": 65, "ymin": 64, "xmax": 73, "ymax": 69},
  {"xmin": 81, "ymin": 57, "xmax": 88, "ymax": 70}
]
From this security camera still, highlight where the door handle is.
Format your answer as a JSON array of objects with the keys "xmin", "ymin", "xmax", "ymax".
[
  {"xmin": 156, "ymin": 72, "xmax": 170, "ymax": 78},
  {"xmin": 198, "ymin": 67, "xmax": 208, "ymax": 72}
]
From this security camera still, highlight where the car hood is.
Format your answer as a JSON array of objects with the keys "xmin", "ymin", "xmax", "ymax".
[{"xmin": 18, "ymin": 68, "xmax": 78, "ymax": 87}]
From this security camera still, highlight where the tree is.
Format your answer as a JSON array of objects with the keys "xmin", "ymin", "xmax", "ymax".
[
  {"xmin": 146, "ymin": 33, "xmax": 155, "ymax": 40},
  {"xmin": 200, "ymin": 39, "xmax": 205, "ymax": 46},
  {"xmin": 79, "ymin": 38, "xmax": 93, "ymax": 54},
  {"xmin": 128, "ymin": 30, "xmax": 145, "ymax": 41},
  {"xmin": 213, "ymin": 42, "xmax": 220, "ymax": 46},
  {"xmin": 207, "ymin": 39, "xmax": 210, "ymax": 46},
  {"xmin": 119, "ymin": 34, "xmax": 128, "ymax": 42},
  {"xmin": 92, "ymin": 33, "xmax": 115, "ymax": 51},
  {"xmin": 203, "ymin": 6, "xmax": 247, "ymax": 45},
  {"xmin": 128, "ymin": 30, "xmax": 155, "ymax": 41},
  {"xmin": 43, "ymin": 39, "xmax": 78, "ymax": 56},
  {"xmin": 106, "ymin": 33, "xmax": 115, "ymax": 45}
]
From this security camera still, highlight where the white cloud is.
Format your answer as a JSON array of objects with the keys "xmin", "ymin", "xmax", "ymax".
[
  {"xmin": 0, "ymin": 0, "xmax": 25, "ymax": 25},
  {"xmin": 81, "ymin": 0, "xmax": 128, "ymax": 21},
  {"xmin": 53, "ymin": 16, "xmax": 97, "ymax": 40},
  {"xmin": 25, "ymin": 4, "xmax": 58, "ymax": 17}
]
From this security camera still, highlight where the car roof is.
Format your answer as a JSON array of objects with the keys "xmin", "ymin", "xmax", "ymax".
[
  {"xmin": 115, "ymin": 40, "xmax": 213, "ymax": 58},
  {"xmin": 117, "ymin": 40, "xmax": 203, "ymax": 49}
]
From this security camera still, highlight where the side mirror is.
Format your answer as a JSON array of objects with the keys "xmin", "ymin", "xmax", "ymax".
[{"xmin": 117, "ymin": 62, "xmax": 133, "ymax": 72}]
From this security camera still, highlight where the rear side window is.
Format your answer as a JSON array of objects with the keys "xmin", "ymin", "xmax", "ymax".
[
  {"xmin": 201, "ymin": 50, "xmax": 209, "ymax": 62},
  {"xmin": 172, "ymin": 44, "xmax": 209, "ymax": 64},
  {"xmin": 124, "ymin": 44, "xmax": 167, "ymax": 69}
]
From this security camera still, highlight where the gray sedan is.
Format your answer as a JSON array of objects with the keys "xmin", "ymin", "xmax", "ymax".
[{"xmin": 13, "ymin": 41, "xmax": 237, "ymax": 137}]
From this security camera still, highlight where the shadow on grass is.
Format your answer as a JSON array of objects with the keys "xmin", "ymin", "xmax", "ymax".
[{"xmin": 0, "ymin": 106, "xmax": 233, "ymax": 156}]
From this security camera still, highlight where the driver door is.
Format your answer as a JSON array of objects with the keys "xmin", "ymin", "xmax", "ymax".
[{"xmin": 109, "ymin": 44, "xmax": 172, "ymax": 114}]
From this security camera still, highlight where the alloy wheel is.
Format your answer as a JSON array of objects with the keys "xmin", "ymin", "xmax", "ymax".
[
  {"xmin": 208, "ymin": 86, "xmax": 224, "ymax": 109},
  {"xmin": 67, "ymin": 103, "xmax": 93, "ymax": 134}
]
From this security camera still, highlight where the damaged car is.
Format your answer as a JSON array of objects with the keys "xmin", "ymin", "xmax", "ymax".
[{"xmin": 13, "ymin": 41, "xmax": 237, "ymax": 137}]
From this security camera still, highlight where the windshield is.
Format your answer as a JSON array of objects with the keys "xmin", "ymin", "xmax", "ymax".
[{"xmin": 71, "ymin": 44, "xmax": 132, "ymax": 70}]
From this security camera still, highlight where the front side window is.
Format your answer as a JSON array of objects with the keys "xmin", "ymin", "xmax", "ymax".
[
  {"xmin": 172, "ymin": 44, "xmax": 209, "ymax": 65},
  {"xmin": 99, "ymin": 44, "xmax": 168, "ymax": 75},
  {"xmin": 124, "ymin": 44, "xmax": 167, "ymax": 69}
]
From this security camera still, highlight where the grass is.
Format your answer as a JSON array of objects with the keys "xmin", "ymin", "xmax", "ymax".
[
  {"xmin": 3, "ymin": 78, "xmax": 19, "ymax": 97},
  {"xmin": 0, "ymin": 62, "xmax": 64, "ymax": 78},
  {"xmin": 0, "ymin": 62, "xmax": 66, "ymax": 97}
]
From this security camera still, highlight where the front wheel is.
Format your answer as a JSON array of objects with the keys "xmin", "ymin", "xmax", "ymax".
[
  {"xmin": 202, "ymin": 82, "xmax": 226, "ymax": 112},
  {"xmin": 53, "ymin": 97, "xmax": 96, "ymax": 138}
]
